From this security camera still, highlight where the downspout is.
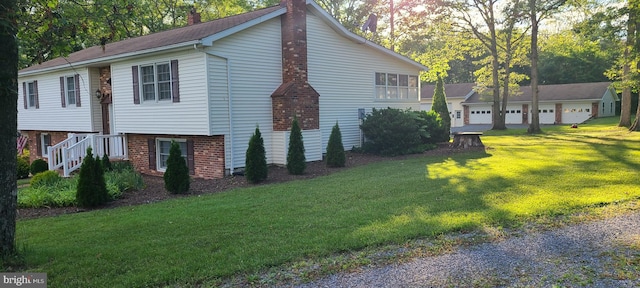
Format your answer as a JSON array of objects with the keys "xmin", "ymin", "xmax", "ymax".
[{"xmin": 205, "ymin": 51, "xmax": 234, "ymax": 174}]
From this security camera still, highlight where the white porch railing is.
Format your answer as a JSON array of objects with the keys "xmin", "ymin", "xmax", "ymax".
[{"xmin": 48, "ymin": 133, "xmax": 128, "ymax": 177}]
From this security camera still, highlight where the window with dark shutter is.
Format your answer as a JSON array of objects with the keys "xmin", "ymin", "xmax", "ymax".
[
  {"xmin": 148, "ymin": 138, "xmax": 156, "ymax": 169},
  {"xmin": 60, "ymin": 77, "xmax": 66, "ymax": 107},
  {"xmin": 186, "ymin": 139, "xmax": 194, "ymax": 174},
  {"xmin": 34, "ymin": 80, "xmax": 39, "ymax": 109},
  {"xmin": 133, "ymin": 66, "xmax": 140, "ymax": 104},
  {"xmin": 22, "ymin": 82, "xmax": 27, "ymax": 109},
  {"xmin": 74, "ymin": 74, "xmax": 81, "ymax": 107},
  {"xmin": 171, "ymin": 60, "xmax": 180, "ymax": 103}
]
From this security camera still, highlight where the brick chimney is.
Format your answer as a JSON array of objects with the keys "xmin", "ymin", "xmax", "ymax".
[
  {"xmin": 188, "ymin": 7, "xmax": 201, "ymax": 25},
  {"xmin": 271, "ymin": 0, "xmax": 320, "ymax": 131}
]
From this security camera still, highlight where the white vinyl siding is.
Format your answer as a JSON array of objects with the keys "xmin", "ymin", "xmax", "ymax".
[
  {"xmin": 306, "ymin": 13, "xmax": 422, "ymax": 153},
  {"xmin": 111, "ymin": 50, "xmax": 209, "ymax": 135},
  {"xmin": 205, "ymin": 17, "xmax": 282, "ymax": 169},
  {"xmin": 17, "ymin": 68, "xmax": 95, "ymax": 132}
]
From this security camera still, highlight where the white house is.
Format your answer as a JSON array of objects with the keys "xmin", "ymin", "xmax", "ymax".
[
  {"xmin": 462, "ymin": 82, "xmax": 618, "ymax": 125},
  {"xmin": 420, "ymin": 83, "xmax": 475, "ymax": 128},
  {"xmin": 17, "ymin": 0, "xmax": 427, "ymax": 179}
]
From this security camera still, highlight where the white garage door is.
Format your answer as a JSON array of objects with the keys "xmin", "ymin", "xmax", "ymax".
[{"xmin": 468, "ymin": 108, "xmax": 492, "ymax": 124}]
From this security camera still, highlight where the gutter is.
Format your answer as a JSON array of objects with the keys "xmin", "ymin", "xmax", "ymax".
[{"xmin": 19, "ymin": 41, "xmax": 202, "ymax": 76}]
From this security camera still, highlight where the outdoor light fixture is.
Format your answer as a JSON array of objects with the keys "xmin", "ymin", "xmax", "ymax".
[{"xmin": 95, "ymin": 89, "xmax": 102, "ymax": 99}]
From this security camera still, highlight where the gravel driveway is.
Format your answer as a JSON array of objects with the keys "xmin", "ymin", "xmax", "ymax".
[{"xmin": 297, "ymin": 211, "xmax": 640, "ymax": 287}]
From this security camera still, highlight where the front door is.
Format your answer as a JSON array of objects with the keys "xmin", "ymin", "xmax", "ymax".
[{"xmin": 101, "ymin": 94, "xmax": 112, "ymax": 134}]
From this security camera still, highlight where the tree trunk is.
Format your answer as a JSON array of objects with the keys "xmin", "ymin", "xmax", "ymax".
[
  {"xmin": 620, "ymin": 5, "xmax": 635, "ymax": 127},
  {"xmin": 0, "ymin": 0, "xmax": 19, "ymax": 257},
  {"xmin": 630, "ymin": 92, "xmax": 640, "ymax": 131},
  {"xmin": 488, "ymin": 4, "xmax": 505, "ymax": 130},
  {"xmin": 528, "ymin": 0, "xmax": 542, "ymax": 134}
]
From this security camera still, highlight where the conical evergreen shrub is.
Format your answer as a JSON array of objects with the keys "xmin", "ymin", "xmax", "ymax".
[
  {"xmin": 326, "ymin": 121, "xmax": 345, "ymax": 167},
  {"xmin": 76, "ymin": 147, "xmax": 109, "ymax": 207},
  {"xmin": 101, "ymin": 154, "xmax": 112, "ymax": 171},
  {"xmin": 245, "ymin": 126, "xmax": 268, "ymax": 183},
  {"xmin": 431, "ymin": 75, "xmax": 451, "ymax": 142},
  {"xmin": 164, "ymin": 141, "xmax": 190, "ymax": 194},
  {"xmin": 287, "ymin": 118, "xmax": 306, "ymax": 175}
]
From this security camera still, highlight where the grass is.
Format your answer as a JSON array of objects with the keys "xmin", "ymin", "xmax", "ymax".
[{"xmin": 8, "ymin": 117, "xmax": 640, "ymax": 287}]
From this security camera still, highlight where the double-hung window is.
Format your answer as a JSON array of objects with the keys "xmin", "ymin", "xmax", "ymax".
[
  {"xmin": 65, "ymin": 76, "xmax": 76, "ymax": 106},
  {"xmin": 27, "ymin": 82, "xmax": 36, "ymax": 108},
  {"xmin": 22, "ymin": 80, "xmax": 39, "ymax": 109},
  {"xmin": 140, "ymin": 63, "xmax": 172, "ymax": 102}
]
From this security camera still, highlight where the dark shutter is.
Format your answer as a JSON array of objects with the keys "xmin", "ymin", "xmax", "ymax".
[
  {"xmin": 22, "ymin": 82, "xmax": 27, "ymax": 109},
  {"xmin": 171, "ymin": 60, "xmax": 180, "ymax": 103},
  {"xmin": 132, "ymin": 66, "xmax": 140, "ymax": 104},
  {"xmin": 74, "ymin": 74, "xmax": 81, "ymax": 107},
  {"xmin": 186, "ymin": 139, "xmax": 194, "ymax": 175},
  {"xmin": 34, "ymin": 80, "xmax": 39, "ymax": 109},
  {"xmin": 35, "ymin": 133, "xmax": 41, "ymax": 156},
  {"xmin": 148, "ymin": 138, "xmax": 156, "ymax": 170},
  {"xmin": 60, "ymin": 77, "xmax": 66, "ymax": 107}
]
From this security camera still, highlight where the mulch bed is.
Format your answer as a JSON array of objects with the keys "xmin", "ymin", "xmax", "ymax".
[{"xmin": 17, "ymin": 146, "xmax": 485, "ymax": 220}]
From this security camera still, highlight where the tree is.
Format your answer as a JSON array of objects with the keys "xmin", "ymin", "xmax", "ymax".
[
  {"xmin": 76, "ymin": 147, "xmax": 109, "ymax": 207},
  {"xmin": 527, "ymin": 0, "xmax": 566, "ymax": 134},
  {"xmin": 431, "ymin": 75, "xmax": 451, "ymax": 141},
  {"xmin": 0, "ymin": 0, "xmax": 18, "ymax": 257},
  {"xmin": 164, "ymin": 141, "xmax": 190, "ymax": 194},
  {"xmin": 287, "ymin": 118, "xmax": 306, "ymax": 175},
  {"xmin": 326, "ymin": 122, "xmax": 346, "ymax": 168},
  {"xmin": 245, "ymin": 126, "xmax": 268, "ymax": 183}
]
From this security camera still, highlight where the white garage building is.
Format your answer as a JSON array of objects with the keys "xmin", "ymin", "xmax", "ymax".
[{"xmin": 460, "ymin": 82, "xmax": 618, "ymax": 125}]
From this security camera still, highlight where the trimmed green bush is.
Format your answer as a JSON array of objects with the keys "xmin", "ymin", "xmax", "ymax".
[
  {"xmin": 76, "ymin": 147, "xmax": 109, "ymax": 207},
  {"xmin": 30, "ymin": 170, "xmax": 61, "ymax": 188},
  {"xmin": 245, "ymin": 126, "xmax": 268, "ymax": 183},
  {"xmin": 164, "ymin": 141, "xmax": 190, "ymax": 194},
  {"xmin": 17, "ymin": 155, "xmax": 30, "ymax": 179},
  {"xmin": 415, "ymin": 110, "xmax": 448, "ymax": 144},
  {"xmin": 287, "ymin": 118, "xmax": 306, "ymax": 175},
  {"xmin": 326, "ymin": 122, "xmax": 346, "ymax": 168},
  {"xmin": 431, "ymin": 75, "xmax": 451, "ymax": 142},
  {"xmin": 360, "ymin": 107, "xmax": 430, "ymax": 156},
  {"xmin": 102, "ymin": 154, "xmax": 112, "ymax": 171},
  {"xmin": 30, "ymin": 158, "xmax": 48, "ymax": 176}
]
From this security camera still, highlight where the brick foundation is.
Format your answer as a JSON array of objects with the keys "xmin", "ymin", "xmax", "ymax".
[
  {"xmin": 127, "ymin": 134, "xmax": 225, "ymax": 179},
  {"xmin": 22, "ymin": 130, "xmax": 75, "ymax": 164}
]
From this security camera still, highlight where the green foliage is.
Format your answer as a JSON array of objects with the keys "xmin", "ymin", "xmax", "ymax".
[
  {"xmin": 164, "ymin": 141, "xmax": 190, "ymax": 194},
  {"xmin": 245, "ymin": 126, "xmax": 268, "ymax": 183},
  {"xmin": 101, "ymin": 154, "xmax": 112, "ymax": 171},
  {"xmin": 418, "ymin": 110, "xmax": 449, "ymax": 144},
  {"xmin": 30, "ymin": 158, "xmax": 48, "ymax": 176},
  {"xmin": 76, "ymin": 147, "xmax": 109, "ymax": 208},
  {"xmin": 18, "ymin": 167, "xmax": 140, "ymax": 208},
  {"xmin": 326, "ymin": 122, "xmax": 346, "ymax": 168},
  {"xmin": 16, "ymin": 155, "xmax": 30, "ymax": 179},
  {"xmin": 431, "ymin": 75, "xmax": 451, "ymax": 141},
  {"xmin": 287, "ymin": 118, "xmax": 306, "ymax": 175},
  {"xmin": 30, "ymin": 170, "xmax": 61, "ymax": 188},
  {"xmin": 360, "ymin": 108, "xmax": 432, "ymax": 156}
]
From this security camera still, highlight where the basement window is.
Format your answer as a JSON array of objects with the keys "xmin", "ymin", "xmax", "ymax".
[{"xmin": 157, "ymin": 139, "xmax": 186, "ymax": 171}]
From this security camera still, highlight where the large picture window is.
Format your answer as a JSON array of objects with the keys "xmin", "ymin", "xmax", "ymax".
[{"xmin": 375, "ymin": 72, "xmax": 418, "ymax": 100}]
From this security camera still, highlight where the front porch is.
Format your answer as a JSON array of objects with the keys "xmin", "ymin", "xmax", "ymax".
[{"xmin": 47, "ymin": 133, "xmax": 128, "ymax": 177}]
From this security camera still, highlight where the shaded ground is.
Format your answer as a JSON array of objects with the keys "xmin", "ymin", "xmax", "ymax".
[{"xmin": 18, "ymin": 146, "xmax": 482, "ymax": 220}]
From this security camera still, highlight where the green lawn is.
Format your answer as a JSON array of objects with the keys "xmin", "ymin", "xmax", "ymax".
[{"xmin": 10, "ymin": 117, "xmax": 640, "ymax": 287}]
